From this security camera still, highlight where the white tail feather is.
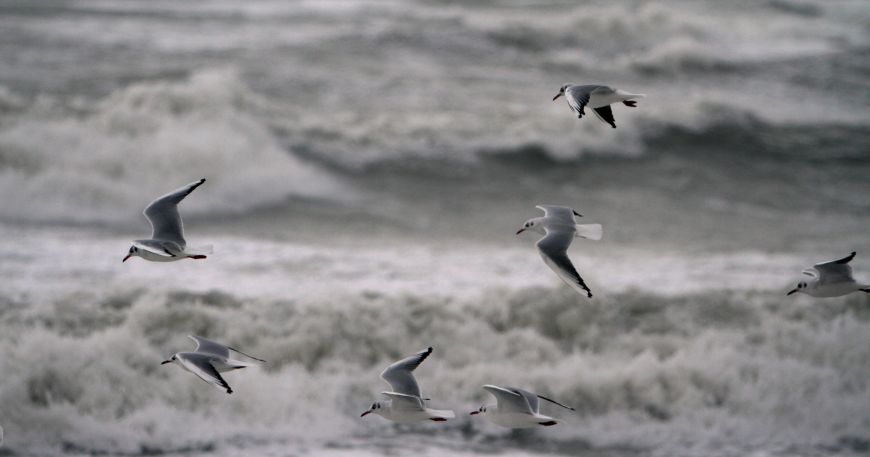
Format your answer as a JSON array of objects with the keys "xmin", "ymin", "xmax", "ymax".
[
  {"xmin": 430, "ymin": 409, "xmax": 456, "ymax": 419},
  {"xmin": 575, "ymin": 224, "xmax": 603, "ymax": 241},
  {"xmin": 185, "ymin": 244, "xmax": 214, "ymax": 255},
  {"xmin": 616, "ymin": 90, "xmax": 645, "ymax": 99}
]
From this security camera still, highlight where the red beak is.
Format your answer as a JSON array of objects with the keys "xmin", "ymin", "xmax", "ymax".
[
  {"xmin": 552, "ymin": 93, "xmax": 562, "ymax": 101},
  {"xmin": 360, "ymin": 410, "xmax": 372, "ymax": 417},
  {"xmin": 122, "ymin": 254, "xmax": 132, "ymax": 262}
]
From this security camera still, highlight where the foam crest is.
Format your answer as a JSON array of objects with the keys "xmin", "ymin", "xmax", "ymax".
[
  {"xmin": 1, "ymin": 285, "xmax": 868, "ymax": 455},
  {"xmin": 0, "ymin": 69, "xmax": 346, "ymax": 224}
]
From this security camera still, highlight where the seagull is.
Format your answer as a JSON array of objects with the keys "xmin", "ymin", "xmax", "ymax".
[
  {"xmin": 470, "ymin": 385, "xmax": 575, "ymax": 428},
  {"xmin": 360, "ymin": 347, "xmax": 455, "ymax": 423},
  {"xmin": 123, "ymin": 178, "xmax": 213, "ymax": 262},
  {"xmin": 788, "ymin": 252, "xmax": 870, "ymax": 297},
  {"xmin": 516, "ymin": 205, "xmax": 602, "ymax": 298},
  {"xmin": 552, "ymin": 84, "xmax": 645, "ymax": 128},
  {"xmin": 161, "ymin": 335, "xmax": 266, "ymax": 394}
]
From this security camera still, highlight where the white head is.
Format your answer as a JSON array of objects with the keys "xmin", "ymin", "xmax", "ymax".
[
  {"xmin": 160, "ymin": 353, "xmax": 180, "ymax": 366},
  {"xmin": 787, "ymin": 279, "xmax": 813, "ymax": 296},
  {"xmin": 552, "ymin": 84, "xmax": 571, "ymax": 101},
  {"xmin": 469, "ymin": 404, "xmax": 489, "ymax": 416},
  {"xmin": 360, "ymin": 400, "xmax": 386, "ymax": 418},
  {"xmin": 516, "ymin": 217, "xmax": 545, "ymax": 235},
  {"xmin": 123, "ymin": 245, "xmax": 140, "ymax": 262}
]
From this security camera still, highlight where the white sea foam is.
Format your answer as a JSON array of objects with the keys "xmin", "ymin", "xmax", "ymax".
[{"xmin": 0, "ymin": 69, "xmax": 347, "ymax": 224}]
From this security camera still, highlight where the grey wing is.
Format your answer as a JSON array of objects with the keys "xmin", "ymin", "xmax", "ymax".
[
  {"xmin": 143, "ymin": 178, "xmax": 206, "ymax": 247},
  {"xmin": 592, "ymin": 105, "xmax": 617, "ymax": 128},
  {"xmin": 590, "ymin": 85, "xmax": 616, "ymax": 95},
  {"xmin": 536, "ymin": 205, "xmax": 578, "ymax": 224},
  {"xmin": 132, "ymin": 240, "xmax": 177, "ymax": 257},
  {"xmin": 483, "ymin": 385, "xmax": 533, "ymax": 413},
  {"xmin": 380, "ymin": 347, "xmax": 432, "ymax": 397},
  {"xmin": 381, "ymin": 392, "xmax": 426, "ymax": 411},
  {"xmin": 188, "ymin": 335, "xmax": 230, "ymax": 358},
  {"xmin": 507, "ymin": 387, "xmax": 540, "ymax": 414},
  {"xmin": 814, "ymin": 252, "xmax": 856, "ymax": 284},
  {"xmin": 565, "ymin": 86, "xmax": 592, "ymax": 117},
  {"xmin": 537, "ymin": 228, "xmax": 593, "ymax": 298},
  {"xmin": 178, "ymin": 353, "xmax": 233, "ymax": 393}
]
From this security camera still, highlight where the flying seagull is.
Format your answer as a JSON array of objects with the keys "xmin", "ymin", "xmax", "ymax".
[
  {"xmin": 470, "ymin": 385, "xmax": 575, "ymax": 428},
  {"xmin": 553, "ymin": 84, "xmax": 644, "ymax": 128},
  {"xmin": 517, "ymin": 205, "xmax": 602, "ymax": 298},
  {"xmin": 360, "ymin": 347, "xmax": 455, "ymax": 423},
  {"xmin": 123, "ymin": 178, "xmax": 212, "ymax": 262}
]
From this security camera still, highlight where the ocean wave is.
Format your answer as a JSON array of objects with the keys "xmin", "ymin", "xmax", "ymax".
[
  {"xmin": 0, "ymin": 69, "xmax": 348, "ymax": 225},
  {"xmin": 1, "ymin": 286, "xmax": 868, "ymax": 456}
]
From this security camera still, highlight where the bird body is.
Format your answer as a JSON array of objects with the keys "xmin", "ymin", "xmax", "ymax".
[
  {"xmin": 517, "ymin": 205, "xmax": 602, "ymax": 298},
  {"xmin": 361, "ymin": 347, "xmax": 455, "ymax": 423},
  {"xmin": 788, "ymin": 252, "xmax": 869, "ymax": 297},
  {"xmin": 470, "ymin": 385, "xmax": 574, "ymax": 428},
  {"xmin": 161, "ymin": 335, "xmax": 265, "ymax": 394},
  {"xmin": 123, "ymin": 178, "xmax": 212, "ymax": 262},
  {"xmin": 553, "ymin": 84, "xmax": 645, "ymax": 128}
]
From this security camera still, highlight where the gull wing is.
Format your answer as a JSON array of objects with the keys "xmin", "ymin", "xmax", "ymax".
[
  {"xmin": 143, "ymin": 178, "xmax": 206, "ymax": 248},
  {"xmin": 177, "ymin": 353, "xmax": 233, "ymax": 393},
  {"xmin": 506, "ymin": 387, "xmax": 540, "ymax": 414},
  {"xmin": 519, "ymin": 388, "xmax": 576, "ymax": 412},
  {"xmin": 565, "ymin": 85, "xmax": 593, "ymax": 117},
  {"xmin": 380, "ymin": 347, "xmax": 432, "ymax": 397},
  {"xmin": 188, "ymin": 335, "xmax": 266, "ymax": 362},
  {"xmin": 813, "ymin": 252, "xmax": 856, "ymax": 284},
  {"xmin": 536, "ymin": 227, "xmax": 593, "ymax": 298},
  {"xmin": 536, "ymin": 205, "xmax": 580, "ymax": 224},
  {"xmin": 381, "ymin": 391, "xmax": 426, "ymax": 412},
  {"xmin": 188, "ymin": 335, "xmax": 229, "ymax": 358},
  {"xmin": 132, "ymin": 240, "xmax": 176, "ymax": 257},
  {"xmin": 483, "ymin": 385, "xmax": 533, "ymax": 414},
  {"xmin": 592, "ymin": 105, "xmax": 616, "ymax": 128}
]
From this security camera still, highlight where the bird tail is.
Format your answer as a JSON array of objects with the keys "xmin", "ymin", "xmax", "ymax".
[
  {"xmin": 428, "ymin": 409, "xmax": 456, "ymax": 420},
  {"xmin": 617, "ymin": 90, "xmax": 645, "ymax": 99},
  {"xmin": 186, "ymin": 245, "xmax": 214, "ymax": 255},
  {"xmin": 575, "ymin": 224, "xmax": 603, "ymax": 241}
]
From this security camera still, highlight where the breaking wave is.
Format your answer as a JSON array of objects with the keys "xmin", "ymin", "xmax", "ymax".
[{"xmin": 1, "ymin": 286, "xmax": 868, "ymax": 456}]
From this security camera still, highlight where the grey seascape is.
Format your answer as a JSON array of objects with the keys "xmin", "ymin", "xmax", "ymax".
[{"xmin": 0, "ymin": 0, "xmax": 869, "ymax": 456}]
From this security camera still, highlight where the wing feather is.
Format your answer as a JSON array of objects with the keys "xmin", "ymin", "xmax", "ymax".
[
  {"xmin": 380, "ymin": 347, "xmax": 432, "ymax": 397},
  {"xmin": 143, "ymin": 178, "xmax": 206, "ymax": 247}
]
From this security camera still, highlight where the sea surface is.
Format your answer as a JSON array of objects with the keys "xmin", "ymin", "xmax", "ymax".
[{"xmin": 0, "ymin": 1, "xmax": 869, "ymax": 456}]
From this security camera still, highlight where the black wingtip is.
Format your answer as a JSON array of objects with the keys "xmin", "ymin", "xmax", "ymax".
[
  {"xmin": 425, "ymin": 346, "xmax": 433, "ymax": 354},
  {"xmin": 836, "ymin": 252, "xmax": 857, "ymax": 264},
  {"xmin": 587, "ymin": 291, "xmax": 593, "ymax": 298},
  {"xmin": 573, "ymin": 210, "xmax": 583, "ymax": 217}
]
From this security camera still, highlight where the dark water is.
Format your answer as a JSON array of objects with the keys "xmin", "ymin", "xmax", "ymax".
[{"xmin": 0, "ymin": 1, "xmax": 869, "ymax": 456}]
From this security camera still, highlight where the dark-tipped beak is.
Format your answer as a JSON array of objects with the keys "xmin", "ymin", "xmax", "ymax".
[
  {"xmin": 123, "ymin": 254, "xmax": 132, "ymax": 262},
  {"xmin": 469, "ymin": 411, "xmax": 480, "ymax": 415},
  {"xmin": 360, "ymin": 410, "xmax": 372, "ymax": 417},
  {"xmin": 161, "ymin": 360, "xmax": 172, "ymax": 365},
  {"xmin": 787, "ymin": 289, "xmax": 798, "ymax": 296},
  {"xmin": 552, "ymin": 93, "xmax": 562, "ymax": 101},
  {"xmin": 516, "ymin": 228, "xmax": 525, "ymax": 235}
]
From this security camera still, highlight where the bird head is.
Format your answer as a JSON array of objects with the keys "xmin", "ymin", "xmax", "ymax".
[
  {"xmin": 516, "ymin": 218, "xmax": 544, "ymax": 235},
  {"xmin": 160, "ymin": 354, "xmax": 178, "ymax": 365},
  {"xmin": 123, "ymin": 245, "xmax": 139, "ymax": 262},
  {"xmin": 469, "ymin": 405, "xmax": 487, "ymax": 416},
  {"xmin": 787, "ymin": 280, "xmax": 809, "ymax": 296},
  {"xmin": 553, "ymin": 84, "xmax": 570, "ymax": 101},
  {"xmin": 360, "ymin": 401, "xmax": 384, "ymax": 418}
]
